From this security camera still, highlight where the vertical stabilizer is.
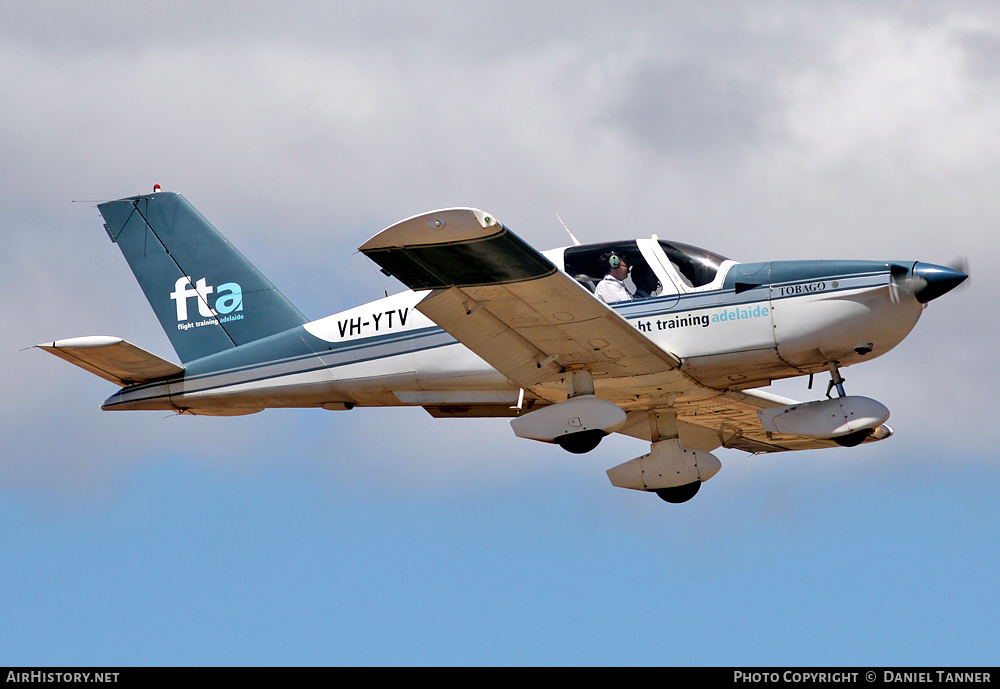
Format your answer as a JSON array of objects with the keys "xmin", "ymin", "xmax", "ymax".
[{"xmin": 98, "ymin": 191, "xmax": 307, "ymax": 363}]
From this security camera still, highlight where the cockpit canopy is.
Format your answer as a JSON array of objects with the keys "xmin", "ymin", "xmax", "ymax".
[
  {"xmin": 655, "ymin": 240, "xmax": 728, "ymax": 289},
  {"xmin": 562, "ymin": 239, "xmax": 730, "ymax": 301}
]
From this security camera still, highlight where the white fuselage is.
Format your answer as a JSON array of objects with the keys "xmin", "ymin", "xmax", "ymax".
[{"xmin": 103, "ymin": 248, "xmax": 923, "ymax": 415}]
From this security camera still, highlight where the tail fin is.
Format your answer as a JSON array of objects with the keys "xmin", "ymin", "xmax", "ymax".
[{"xmin": 98, "ymin": 191, "xmax": 307, "ymax": 363}]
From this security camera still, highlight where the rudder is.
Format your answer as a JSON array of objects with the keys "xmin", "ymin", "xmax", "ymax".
[{"xmin": 98, "ymin": 191, "xmax": 307, "ymax": 363}]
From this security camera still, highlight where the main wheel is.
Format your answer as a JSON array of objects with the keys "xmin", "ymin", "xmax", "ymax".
[
  {"xmin": 554, "ymin": 430, "xmax": 606, "ymax": 454},
  {"xmin": 654, "ymin": 481, "xmax": 701, "ymax": 503}
]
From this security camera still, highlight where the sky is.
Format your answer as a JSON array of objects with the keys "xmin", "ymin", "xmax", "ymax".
[{"xmin": 1, "ymin": 1, "xmax": 998, "ymax": 666}]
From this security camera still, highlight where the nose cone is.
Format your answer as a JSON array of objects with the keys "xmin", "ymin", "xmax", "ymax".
[{"xmin": 911, "ymin": 262, "xmax": 968, "ymax": 303}]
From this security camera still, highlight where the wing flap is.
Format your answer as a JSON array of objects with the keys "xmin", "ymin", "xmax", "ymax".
[{"xmin": 37, "ymin": 336, "xmax": 183, "ymax": 386}]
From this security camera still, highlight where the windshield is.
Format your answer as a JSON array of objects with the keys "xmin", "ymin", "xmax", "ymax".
[{"xmin": 658, "ymin": 241, "xmax": 728, "ymax": 288}]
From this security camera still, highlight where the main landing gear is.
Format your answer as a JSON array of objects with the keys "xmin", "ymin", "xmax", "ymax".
[
  {"xmin": 606, "ymin": 409, "xmax": 722, "ymax": 504},
  {"xmin": 509, "ymin": 369, "xmax": 626, "ymax": 453},
  {"xmin": 654, "ymin": 481, "xmax": 702, "ymax": 504},
  {"xmin": 554, "ymin": 429, "xmax": 607, "ymax": 454}
]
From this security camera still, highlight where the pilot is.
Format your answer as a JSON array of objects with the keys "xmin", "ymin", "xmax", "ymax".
[{"xmin": 595, "ymin": 251, "xmax": 632, "ymax": 304}]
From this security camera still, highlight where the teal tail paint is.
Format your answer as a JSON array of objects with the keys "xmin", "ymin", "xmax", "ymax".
[{"xmin": 98, "ymin": 191, "xmax": 307, "ymax": 363}]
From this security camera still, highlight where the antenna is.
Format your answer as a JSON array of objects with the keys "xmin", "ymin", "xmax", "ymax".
[
  {"xmin": 556, "ymin": 214, "xmax": 582, "ymax": 246},
  {"xmin": 356, "ymin": 250, "xmax": 390, "ymax": 298}
]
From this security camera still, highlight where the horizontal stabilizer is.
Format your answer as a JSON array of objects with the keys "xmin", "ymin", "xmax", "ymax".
[{"xmin": 37, "ymin": 336, "xmax": 183, "ymax": 387}]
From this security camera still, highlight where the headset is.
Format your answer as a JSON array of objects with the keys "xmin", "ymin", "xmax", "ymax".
[{"xmin": 608, "ymin": 252, "xmax": 622, "ymax": 269}]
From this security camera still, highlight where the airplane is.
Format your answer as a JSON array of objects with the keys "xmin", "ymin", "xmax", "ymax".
[{"xmin": 38, "ymin": 188, "xmax": 968, "ymax": 503}]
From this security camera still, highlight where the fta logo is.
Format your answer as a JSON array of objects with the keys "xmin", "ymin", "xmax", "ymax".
[{"xmin": 170, "ymin": 276, "xmax": 243, "ymax": 321}]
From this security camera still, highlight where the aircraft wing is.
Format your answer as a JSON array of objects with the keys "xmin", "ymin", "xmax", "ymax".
[
  {"xmin": 360, "ymin": 208, "xmax": 685, "ymax": 391},
  {"xmin": 36, "ymin": 336, "xmax": 183, "ymax": 386},
  {"xmin": 617, "ymin": 387, "xmax": 892, "ymax": 453},
  {"xmin": 360, "ymin": 208, "xmax": 891, "ymax": 452}
]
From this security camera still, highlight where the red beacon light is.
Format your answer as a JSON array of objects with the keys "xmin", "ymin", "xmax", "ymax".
[{"xmin": 153, "ymin": 184, "xmax": 161, "ymax": 193}]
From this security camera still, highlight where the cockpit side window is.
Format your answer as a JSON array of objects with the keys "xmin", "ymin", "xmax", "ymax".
[
  {"xmin": 657, "ymin": 241, "xmax": 728, "ymax": 288},
  {"xmin": 563, "ymin": 241, "xmax": 660, "ymax": 301}
]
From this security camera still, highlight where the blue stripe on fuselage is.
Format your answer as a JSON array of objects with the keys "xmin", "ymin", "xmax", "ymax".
[{"xmin": 110, "ymin": 264, "xmax": 891, "ymax": 404}]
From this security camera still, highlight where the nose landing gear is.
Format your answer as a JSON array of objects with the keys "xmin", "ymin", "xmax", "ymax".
[
  {"xmin": 825, "ymin": 360, "xmax": 846, "ymax": 399},
  {"xmin": 813, "ymin": 360, "xmax": 883, "ymax": 447}
]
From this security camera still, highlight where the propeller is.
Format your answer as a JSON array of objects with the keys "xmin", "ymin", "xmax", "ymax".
[
  {"xmin": 889, "ymin": 260, "xmax": 968, "ymax": 304},
  {"xmin": 946, "ymin": 256, "xmax": 971, "ymax": 293},
  {"xmin": 889, "ymin": 263, "xmax": 909, "ymax": 304}
]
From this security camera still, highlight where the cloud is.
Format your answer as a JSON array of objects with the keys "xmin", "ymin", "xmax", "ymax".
[{"xmin": 2, "ymin": 2, "xmax": 997, "ymax": 504}]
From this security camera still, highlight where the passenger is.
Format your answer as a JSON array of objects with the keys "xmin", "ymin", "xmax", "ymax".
[
  {"xmin": 595, "ymin": 252, "xmax": 632, "ymax": 304},
  {"xmin": 631, "ymin": 263, "xmax": 660, "ymax": 299}
]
